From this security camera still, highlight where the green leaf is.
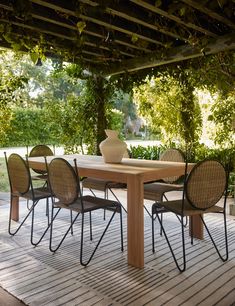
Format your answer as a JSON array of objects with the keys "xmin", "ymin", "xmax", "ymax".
[
  {"xmin": 0, "ymin": 24, "xmax": 4, "ymax": 32},
  {"xmin": 131, "ymin": 33, "xmax": 138, "ymax": 43},
  {"xmin": 179, "ymin": 7, "xmax": 186, "ymax": 16},
  {"xmin": 76, "ymin": 21, "xmax": 86, "ymax": 34},
  {"xmin": 155, "ymin": 0, "xmax": 162, "ymax": 7},
  {"xmin": 30, "ymin": 52, "xmax": 39, "ymax": 64},
  {"xmin": 217, "ymin": 0, "xmax": 227, "ymax": 8},
  {"xmin": 11, "ymin": 43, "xmax": 21, "ymax": 51}
]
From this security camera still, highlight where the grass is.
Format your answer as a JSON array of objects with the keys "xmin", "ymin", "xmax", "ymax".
[{"xmin": 0, "ymin": 157, "xmax": 9, "ymax": 192}]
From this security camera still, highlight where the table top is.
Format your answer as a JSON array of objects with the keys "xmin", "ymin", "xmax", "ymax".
[{"xmin": 28, "ymin": 154, "xmax": 192, "ymax": 184}]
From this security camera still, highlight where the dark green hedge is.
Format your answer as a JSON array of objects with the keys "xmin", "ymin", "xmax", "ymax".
[{"xmin": 1, "ymin": 108, "xmax": 59, "ymax": 147}]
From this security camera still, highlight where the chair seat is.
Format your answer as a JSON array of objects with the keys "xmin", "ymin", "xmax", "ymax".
[
  {"xmin": 13, "ymin": 187, "xmax": 51, "ymax": 201},
  {"xmin": 144, "ymin": 182, "xmax": 183, "ymax": 201},
  {"xmin": 54, "ymin": 195, "xmax": 121, "ymax": 213},
  {"xmin": 31, "ymin": 174, "xmax": 48, "ymax": 181},
  {"xmin": 153, "ymin": 199, "xmax": 224, "ymax": 216},
  {"xmin": 82, "ymin": 177, "xmax": 126, "ymax": 191}
]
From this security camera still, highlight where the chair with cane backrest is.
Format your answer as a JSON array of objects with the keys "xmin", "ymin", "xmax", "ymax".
[
  {"xmin": 152, "ymin": 159, "xmax": 229, "ymax": 272},
  {"xmin": 29, "ymin": 144, "xmax": 54, "ymax": 180},
  {"xmin": 144, "ymin": 148, "xmax": 186, "ymax": 229},
  {"xmin": 82, "ymin": 150, "xmax": 130, "ymax": 215},
  {"xmin": 47, "ymin": 157, "xmax": 124, "ymax": 266},
  {"xmin": 4, "ymin": 153, "xmax": 51, "ymax": 243},
  {"xmin": 27, "ymin": 145, "xmax": 54, "ymax": 214}
]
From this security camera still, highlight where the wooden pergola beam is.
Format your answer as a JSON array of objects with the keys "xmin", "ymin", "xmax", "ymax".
[
  {"xmin": 130, "ymin": 0, "xmax": 218, "ymax": 37},
  {"xmin": 105, "ymin": 33, "xmax": 235, "ymax": 76},
  {"xmin": 31, "ymin": 0, "xmax": 165, "ymax": 47},
  {"xmin": 181, "ymin": 0, "xmax": 235, "ymax": 30},
  {"xmin": 0, "ymin": 1, "xmax": 149, "ymax": 56},
  {"xmin": 79, "ymin": 0, "xmax": 187, "ymax": 42}
]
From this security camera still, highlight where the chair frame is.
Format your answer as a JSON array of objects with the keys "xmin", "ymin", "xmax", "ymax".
[
  {"xmin": 4, "ymin": 152, "xmax": 51, "ymax": 244},
  {"xmin": 152, "ymin": 159, "xmax": 229, "ymax": 272},
  {"xmin": 144, "ymin": 148, "xmax": 187, "ymax": 230},
  {"xmin": 46, "ymin": 157, "xmax": 124, "ymax": 267}
]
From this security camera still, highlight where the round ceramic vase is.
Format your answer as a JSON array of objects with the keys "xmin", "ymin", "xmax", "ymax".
[{"xmin": 99, "ymin": 129, "xmax": 127, "ymax": 163}]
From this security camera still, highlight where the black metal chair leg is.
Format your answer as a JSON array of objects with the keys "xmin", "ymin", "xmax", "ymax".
[
  {"xmin": 119, "ymin": 207, "xmax": 124, "ymax": 251},
  {"xmin": 155, "ymin": 212, "xmax": 186, "ymax": 272},
  {"xmin": 31, "ymin": 203, "xmax": 60, "ymax": 247},
  {"xmin": 103, "ymin": 189, "xmax": 107, "ymax": 220},
  {"xmin": 190, "ymin": 216, "xmax": 194, "ymax": 245},
  {"xmin": 9, "ymin": 197, "xmax": 37, "ymax": 236},
  {"xmin": 200, "ymin": 213, "xmax": 228, "ymax": 261},
  {"xmin": 109, "ymin": 188, "xmax": 127, "ymax": 214},
  {"xmin": 89, "ymin": 211, "xmax": 92, "ymax": 241},
  {"xmin": 70, "ymin": 210, "xmax": 73, "ymax": 235},
  {"xmin": 144, "ymin": 205, "xmax": 152, "ymax": 218},
  {"xmin": 49, "ymin": 207, "xmax": 80, "ymax": 253},
  {"xmin": 80, "ymin": 209, "xmax": 118, "ymax": 267},
  {"xmin": 152, "ymin": 206, "xmax": 155, "ymax": 253},
  {"xmin": 46, "ymin": 198, "xmax": 50, "ymax": 225}
]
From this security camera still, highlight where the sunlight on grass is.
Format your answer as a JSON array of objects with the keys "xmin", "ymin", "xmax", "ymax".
[{"xmin": 0, "ymin": 157, "xmax": 9, "ymax": 192}]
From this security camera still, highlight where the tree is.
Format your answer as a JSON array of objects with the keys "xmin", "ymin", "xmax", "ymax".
[
  {"xmin": 209, "ymin": 92, "xmax": 235, "ymax": 147},
  {"xmin": 134, "ymin": 74, "xmax": 202, "ymax": 151}
]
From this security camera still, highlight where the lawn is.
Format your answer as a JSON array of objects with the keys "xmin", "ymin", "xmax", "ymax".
[{"xmin": 0, "ymin": 157, "xmax": 9, "ymax": 192}]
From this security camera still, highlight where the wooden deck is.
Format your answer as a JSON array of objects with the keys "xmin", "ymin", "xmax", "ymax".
[{"xmin": 0, "ymin": 190, "xmax": 235, "ymax": 306}]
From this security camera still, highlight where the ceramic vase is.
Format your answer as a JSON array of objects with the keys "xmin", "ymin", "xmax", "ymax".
[{"xmin": 99, "ymin": 129, "xmax": 127, "ymax": 163}]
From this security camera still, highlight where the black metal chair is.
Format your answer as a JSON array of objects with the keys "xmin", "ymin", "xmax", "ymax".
[
  {"xmin": 144, "ymin": 148, "xmax": 186, "ymax": 231},
  {"xmin": 152, "ymin": 159, "xmax": 229, "ymax": 272},
  {"xmin": 82, "ymin": 150, "xmax": 130, "ymax": 216},
  {"xmin": 47, "ymin": 157, "xmax": 124, "ymax": 267},
  {"xmin": 4, "ymin": 153, "xmax": 51, "ymax": 244},
  {"xmin": 29, "ymin": 144, "xmax": 54, "ymax": 181},
  {"xmin": 26, "ymin": 144, "xmax": 54, "ymax": 213}
]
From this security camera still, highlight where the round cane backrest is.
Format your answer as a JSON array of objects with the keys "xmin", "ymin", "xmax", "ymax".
[
  {"xmin": 7, "ymin": 154, "xmax": 30, "ymax": 194},
  {"xmin": 48, "ymin": 158, "xmax": 78, "ymax": 205},
  {"xmin": 186, "ymin": 160, "xmax": 227, "ymax": 210},
  {"xmin": 160, "ymin": 148, "xmax": 185, "ymax": 183},
  {"xmin": 29, "ymin": 145, "xmax": 54, "ymax": 174}
]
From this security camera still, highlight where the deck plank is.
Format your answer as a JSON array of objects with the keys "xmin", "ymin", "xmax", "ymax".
[{"xmin": 0, "ymin": 193, "xmax": 235, "ymax": 306}]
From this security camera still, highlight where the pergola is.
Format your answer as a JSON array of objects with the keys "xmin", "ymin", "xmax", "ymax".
[
  {"xmin": 0, "ymin": 0, "xmax": 234, "ymax": 76},
  {"xmin": 0, "ymin": 0, "xmax": 234, "ymax": 152}
]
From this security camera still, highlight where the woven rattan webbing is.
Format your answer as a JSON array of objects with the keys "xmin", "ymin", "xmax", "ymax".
[
  {"xmin": 186, "ymin": 160, "xmax": 226, "ymax": 209},
  {"xmin": 8, "ymin": 154, "xmax": 30, "ymax": 194},
  {"xmin": 48, "ymin": 158, "xmax": 78, "ymax": 205},
  {"xmin": 29, "ymin": 145, "xmax": 53, "ymax": 157},
  {"xmin": 160, "ymin": 149, "xmax": 185, "ymax": 183},
  {"xmin": 30, "ymin": 145, "xmax": 54, "ymax": 175}
]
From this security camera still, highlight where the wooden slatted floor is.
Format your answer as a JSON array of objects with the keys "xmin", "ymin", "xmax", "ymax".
[{"xmin": 0, "ymin": 192, "xmax": 235, "ymax": 306}]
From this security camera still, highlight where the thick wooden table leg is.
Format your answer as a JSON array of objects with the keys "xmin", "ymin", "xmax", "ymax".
[
  {"xmin": 127, "ymin": 175, "xmax": 144, "ymax": 268},
  {"xmin": 11, "ymin": 196, "xmax": 19, "ymax": 221},
  {"xmin": 189, "ymin": 215, "xmax": 203, "ymax": 239}
]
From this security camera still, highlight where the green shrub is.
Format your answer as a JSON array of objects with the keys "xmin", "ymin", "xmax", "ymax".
[
  {"xmin": 129, "ymin": 145, "xmax": 162, "ymax": 160},
  {"xmin": 1, "ymin": 108, "xmax": 58, "ymax": 147},
  {"xmin": 129, "ymin": 143, "xmax": 235, "ymax": 197},
  {"xmin": 0, "ymin": 157, "xmax": 9, "ymax": 192}
]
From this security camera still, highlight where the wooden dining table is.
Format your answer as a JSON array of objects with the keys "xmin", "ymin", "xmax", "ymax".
[{"xmin": 12, "ymin": 154, "xmax": 201, "ymax": 268}]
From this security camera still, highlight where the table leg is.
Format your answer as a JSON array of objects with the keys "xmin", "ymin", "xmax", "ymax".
[
  {"xmin": 11, "ymin": 196, "xmax": 19, "ymax": 221},
  {"xmin": 127, "ymin": 175, "xmax": 144, "ymax": 268},
  {"xmin": 189, "ymin": 215, "xmax": 203, "ymax": 239}
]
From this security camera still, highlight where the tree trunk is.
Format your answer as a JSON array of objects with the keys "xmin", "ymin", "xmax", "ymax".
[{"xmin": 93, "ymin": 75, "xmax": 107, "ymax": 155}]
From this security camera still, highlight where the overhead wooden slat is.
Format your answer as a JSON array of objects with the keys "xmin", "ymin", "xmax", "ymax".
[
  {"xmin": 0, "ymin": 0, "xmax": 234, "ymax": 74},
  {"xmin": 79, "ymin": 0, "xmax": 188, "ymax": 42},
  {"xmin": 106, "ymin": 33, "xmax": 235, "ymax": 76},
  {"xmin": 0, "ymin": 1, "xmax": 149, "ymax": 57},
  {"xmin": 181, "ymin": 0, "xmax": 235, "ymax": 30},
  {"xmin": 130, "ymin": 0, "xmax": 218, "ymax": 37},
  {"xmin": 31, "ymin": 0, "xmax": 166, "ymax": 47}
]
